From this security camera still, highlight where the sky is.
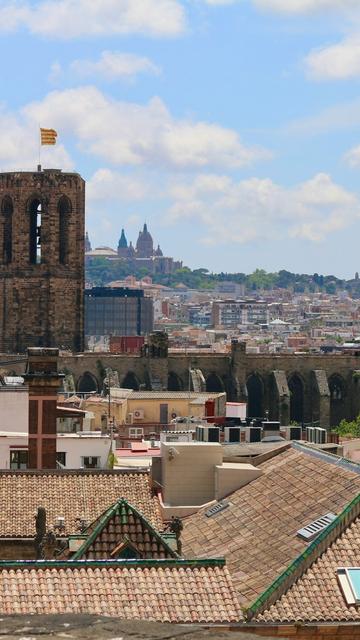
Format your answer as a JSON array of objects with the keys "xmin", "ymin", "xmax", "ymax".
[{"xmin": 2, "ymin": 1, "xmax": 360, "ymax": 277}]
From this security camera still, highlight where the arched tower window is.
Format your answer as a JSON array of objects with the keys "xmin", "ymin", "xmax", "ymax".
[
  {"xmin": 288, "ymin": 374, "xmax": 304, "ymax": 424},
  {"xmin": 246, "ymin": 373, "xmax": 264, "ymax": 418},
  {"xmin": 2, "ymin": 196, "xmax": 13, "ymax": 264},
  {"xmin": 29, "ymin": 198, "xmax": 42, "ymax": 265},
  {"xmin": 58, "ymin": 196, "xmax": 71, "ymax": 265}
]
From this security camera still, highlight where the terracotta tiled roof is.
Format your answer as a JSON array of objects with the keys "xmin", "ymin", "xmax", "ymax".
[
  {"xmin": 0, "ymin": 470, "xmax": 162, "ymax": 537},
  {"xmin": 182, "ymin": 444, "xmax": 360, "ymax": 606},
  {"xmin": 0, "ymin": 559, "xmax": 243, "ymax": 623},
  {"xmin": 73, "ymin": 499, "xmax": 176, "ymax": 560},
  {"xmin": 256, "ymin": 505, "xmax": 360, "ymax": 624}
]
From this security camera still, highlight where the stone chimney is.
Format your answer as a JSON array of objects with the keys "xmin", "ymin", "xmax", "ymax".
[{"xmin": 24, "ymin": 348, "xmax": 63, "ymax": 470}]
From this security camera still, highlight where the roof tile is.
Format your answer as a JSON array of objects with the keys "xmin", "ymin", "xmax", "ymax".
[
  {"xmin": 182, "ymin": 446, "xmax": 360, "ymax": 605},
  {"xmin": 0, "ymin": 471, "xmax": 162, "ymax": 537}
]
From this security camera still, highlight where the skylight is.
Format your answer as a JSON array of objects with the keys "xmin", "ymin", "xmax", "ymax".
[
  {"xmin": 205, "ymin": 500, "xmax": 230, "ymax": 518},
  {"xmin": 338, "ymin": 568, "xmax": 360, "ymax": 605},
  {"xmin": 297, "ymin": 513, "xmax": 336, "ymax": 541}
]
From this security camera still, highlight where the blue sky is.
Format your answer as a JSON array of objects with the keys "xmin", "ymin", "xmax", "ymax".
[{"xmin": 2, "ymin": 0, "xmax": 360, "ymax": 277}]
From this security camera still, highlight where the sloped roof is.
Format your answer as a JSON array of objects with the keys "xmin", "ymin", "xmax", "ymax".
[
  {"xmin": 255, "ymin": 493, "xmax": 360, "ymax": 624},
  {"xmin": 0, "ymin": 470, "xmax": 162, "ymax": 537},
  {"xmin": 0, "ymin": 559, "xmax": 242, "ymax": 623},
  {"xmin": 182, "ymin": 444, "xmax": 360, "ymax": 606},
  {"xmin": 73, "ymin": 499, "xmax": 176, "ymax": 560}
]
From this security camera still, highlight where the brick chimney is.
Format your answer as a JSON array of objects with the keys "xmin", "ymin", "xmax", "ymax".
[{"xmin": 24, "ymin": 348, "xmax": 63, "ymax": 470}]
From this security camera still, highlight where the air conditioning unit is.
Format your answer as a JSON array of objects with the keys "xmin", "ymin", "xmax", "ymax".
[
  {"xmin": 224, "ymin": 426, "xmax": 241, "ymax": 443},
  {"xmin": 314, "ymin": 427, "xmax": 327, "ymax": 444},
  {"xmin": 196, "ymin": 426, "xmax": 203, "ymax": 441},
  {"xmin": 284, "ymin": 426, "xmax": 302, "ymax": 441},
  {"xmin": 306, "ymin": 426, "xmax": 315, "ymax": 443},
  {"xmin": 133, "ymin": 408, "xmax": 144, "ymax": 420},
  {"xmin": 127, "ymin": 413, "xmax": 134, "ymax": 424},
  {"xmin": 245, "ymin": 427, "xmax": 262, "ymax": 443},
  {"xmin": 196, "ymin": 425, "xmax": 220, "ymax": 443}
]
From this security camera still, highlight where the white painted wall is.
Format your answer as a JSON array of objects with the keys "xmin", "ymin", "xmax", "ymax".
[
  {"xmin": 0, "ymin": 434, "xmax": 28, "ymax": 469},
  {"xmin": 0, "ymin": 389, "xmax": 28, "ymax": 433},
  {"xmin": 56, "ymin": 434, "xmax": 111, "ymax": 469}
]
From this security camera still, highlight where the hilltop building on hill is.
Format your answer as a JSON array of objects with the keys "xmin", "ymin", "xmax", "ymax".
[{"xmin": 86, "ymin": 223, "xmax": 182, "ymax": 275}]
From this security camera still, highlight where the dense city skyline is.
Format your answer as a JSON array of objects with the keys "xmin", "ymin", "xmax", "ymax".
[{"xmin": 2, "ymin": 1, "xmax": 360, "ymax": 276}]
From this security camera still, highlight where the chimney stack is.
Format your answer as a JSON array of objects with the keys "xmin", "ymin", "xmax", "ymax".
[{"xmin": 24, "ymin": 348, "xmax": 63, "ymax": 470}]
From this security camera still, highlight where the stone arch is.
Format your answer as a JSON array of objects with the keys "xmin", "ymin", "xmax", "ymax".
[
  {"xmin": 168, "ymin": 371, "xmax": 183, "ymax": 391},
  {"xmin": 121, "ymin": 371, "xmax": 140, "ymax": 391},
  {"xmin": 329, "ymin": 374, "xmax": 346, "ymax": 427},
  {"xmin": 27, "ymin": 195, "xmax": 43, "ymax": 265},
  {"xmin": 77, "ymin": 371, "xmax": 99, "ymax": 393},
  {"xmin": 58, "ymin": 195, "xmax": 72, "ymax": 265},
  {"xmin": 206, "ymin": 373, "xmax": 225, "ymax": 393},
  {"xmin": 1, "ymin": 196, "xmax": 13, "ymax": 264},
  {"xmin": 246, "ymin": 373, "xmax": 264, "ymax": 418},
  {"xmin": 288, "ymin": 373, "xmax": 304, "ymax": 424}
]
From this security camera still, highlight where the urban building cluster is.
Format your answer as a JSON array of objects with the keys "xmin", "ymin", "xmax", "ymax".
[{"xmin": 2, "ymin": 168, "xmax": 360, "ymax": 636}]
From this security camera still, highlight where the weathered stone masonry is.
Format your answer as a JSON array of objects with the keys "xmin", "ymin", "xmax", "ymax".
[
  {"xmin": 3, "ymin": 337, "xmax": 360, "ymax": 429},
  {"xmin": 0, "ymin": 169, "xmax": 84, "ymax": 353}
]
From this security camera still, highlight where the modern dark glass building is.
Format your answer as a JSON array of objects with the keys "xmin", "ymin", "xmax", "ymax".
[{"xmin": 85, "ymin": 287, "xmax": 154, "ymax": 337}]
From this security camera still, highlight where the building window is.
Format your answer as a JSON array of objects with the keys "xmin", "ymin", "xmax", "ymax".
[
  {"xmin": 81, "ymin": 456, "xmax": 100, "ymax": 469},
  {"xmin": 10, "ymin": 450, "xmax": 28, "ymax": 470},
  {"xmin": 58, "ymin": 196, "xmax": 71, "ymax": 265},
  {"xmin": 2, "ymin": 196, "xmax": 13, "ymax": 264},
  {"xmin": 129, "ymin": 427, "xmax": 144, "ymax": 438},
  {"xmin": 56, "ymin": 452, "xmax": 66, "ymax": 468},
  {"xmin": 29, "ymin": 199, "xmax": 42, "ymax": 264}
]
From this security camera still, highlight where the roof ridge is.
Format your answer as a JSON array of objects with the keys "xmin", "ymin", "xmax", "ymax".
[
  {"xmin": 0, "ymin": 469, "xmax": 149, "ymax": 476},
  {"xmin": 0, "ymin": 557, "xmax": 226, "ymax": 570},
  {"xmin": 292, "ymin": 441, "xmax": 360, "ymax": 474},
  {"xmin": 246, "ymin": 490, "xmax": 360, "ymax": 621}
]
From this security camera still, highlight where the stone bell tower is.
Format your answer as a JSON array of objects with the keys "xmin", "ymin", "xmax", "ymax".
[{"xmin": 0, "ymin": 168, "xmax": 85, "ymax": 353}]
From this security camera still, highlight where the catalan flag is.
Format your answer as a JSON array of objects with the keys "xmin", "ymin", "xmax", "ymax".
[{"xmin": 40, "ymin": 128, "xmax": 57, "ymax": 145}]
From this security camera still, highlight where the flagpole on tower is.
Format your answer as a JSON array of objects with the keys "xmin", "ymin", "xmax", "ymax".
[
  {"xmin": 38, "ymin": 125, "xmax": 41, "ymax": 172},
  {"xmin": 38, "ymin": 127, "xmax": 58, "ymax": 172}
]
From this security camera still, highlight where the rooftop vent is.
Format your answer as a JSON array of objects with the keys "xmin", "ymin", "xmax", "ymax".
[
  {"xmin": 205, "ymin": 500, "xmax": 230, "ymax": 518},
  {"xmin": 297, "ymin": 512, "xmax": 336, "ymax": 541}
]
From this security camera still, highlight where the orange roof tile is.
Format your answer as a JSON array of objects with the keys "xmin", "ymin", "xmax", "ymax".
[
  {"xmin": 73, "ymin": 499, "xmax": 176, "ymax": 560},
  {"xmin": 182, "ymin": 445, "xmax": 360, "ymax": 606},
  {"xmin": 0, "ymin": 560, "xmax": 242, "ymax": 623},
  {"xmin": 257, "ymin": 510, "xmax": 360, "ymax": 624},
  {"xmin": 0, "ymin": 470, "xmax": 162, "ymax": 537}
]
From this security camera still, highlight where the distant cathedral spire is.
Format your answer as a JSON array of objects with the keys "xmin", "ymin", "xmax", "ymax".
[
  {"xmin": 136, "ymin": 222, "xmax": 153, "ymax": 258},
  {"xmin": 85, "ymin": 231, "xmax": 92, "ymax": 253},
  {"xmin": 118, "ymin": 228, "xmax": 128, "ymax": 249}
]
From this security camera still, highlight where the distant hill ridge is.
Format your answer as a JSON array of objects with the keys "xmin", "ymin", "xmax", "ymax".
[{"xmin": 86, "ymin": 259, "xmax": 360, "ymax": 297}]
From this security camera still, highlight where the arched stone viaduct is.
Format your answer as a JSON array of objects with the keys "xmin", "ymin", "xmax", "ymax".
[{"xmin": 3, "ymin": 338, "xmax": 360, "ymax": 429}]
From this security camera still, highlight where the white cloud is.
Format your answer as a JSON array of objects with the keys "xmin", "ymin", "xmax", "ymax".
[
  {"xmin": 167, "ymin": 172, "xmax": 360, "ymax": 244},
  {"xmin": 344, "ymin": 145, "xmax": 360, "ymax": 167},
  {"xmin": 252, "ymin": 0, "xmax": 359, "ymax": 14},
  {"xmin": 0, "ymin": 0, "xmax": 185, "ymax": 38},
  {"xmin": 306, "ymin": 36, "xmax": 360, "ymax": 80},
  {"xmin": 87, "ymin": 168, "xmax": 154, "ymax": 201},
  {"xmin": 284, "ymin": 98, "xmax": 360, "ymax": 136},
  {"xmin": 202, "ymin": 0, "xmax": 237, "ymax": 5},
  {"xmin": 24, "ymin": 86, "xmax": 270, "ymax": 169},
  {"xmin": 0, "ymin": 103, "xmax": 73, "ymax": 172},
  {"xmin": 70, "ymin": 51, "xmax": 160, "ymax": 81}
]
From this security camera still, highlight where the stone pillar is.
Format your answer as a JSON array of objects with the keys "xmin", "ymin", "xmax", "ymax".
[
  {"xmin": 271, "ymin": 371, "xmax": 290, "ymax": 425},
  {"xmin": 24, "ymin": 347, "xmax": 63, "ymax": 470},
  {"xmin": 311, "ymin": 370, "xmax": 330, "ymax": 430},
  {"xmin": 230, "ymin": 340, "xmax": 247, "ymax": 402},
  {"xmin": 146, "ymin": 332, "xmax": 169, "ymax": 390}
]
